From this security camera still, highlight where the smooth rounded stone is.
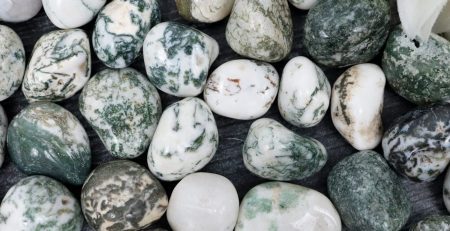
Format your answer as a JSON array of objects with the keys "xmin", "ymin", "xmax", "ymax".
[
  {"xmin": 331, "ymin": 63, "xmax": 385, "ymax": 150},
  {"xmin": 278, "ymin": 56, "xmax": 331, "ymax": 128},
  {"xmin": 22, "ymin": 29, "xmax": 91, "ymax": 102},
  {"xmin": 288, "ymin": 0, "xmax": 318, "ymax": 10},
  {"xmin": 225, "ymin": 0, "xmax": 293, "ymax": 62},
  {"xmin": 143, "ymin": 22, "xmax": 219, "ymax": 97},
  {"xmin": 81, "ymin": 160, "xmax": 168, "ymax": 231},
  {"xmin": 304, "ymin": 0, "xmax": 390, "ymax": 67},
  {"xmin": 0, "ymin": 106, "xmax": 6, "ymax": 168},
  {"xmin": 80, "ymin": 68, "xmax": 161, "ymax": 159},
  {"xmin": 43, "ymin": 0, "xmax": 106, "ymax": 29},
  {"xmin": 410, "ymin": 215, "xmax": 450, "ymax": 231},
  {"xmin": 0, "ymin": 0, "xmax": 42, "ymax": 23},
  {"xmin": 0, "ymin": 175, "xmax": 83, "ymax": 231},
  {"xmin": 167, "ymin": 173, "xmax": 239, "ymax": 231},
  {"xmin": 328, "ymin": 150, "xmax": 411, "ymax": 231},
  {"xmin": 382, "ymin": 103, "xmax": 450, "ymax": 182},
  {"xmin": 148, "ymin": 97, "xmax": 218, "ymax": 181},
  {"xmin": 243, "ymin": 118, "xmax": 327, "ymax": 181},
  {"xmin": 176, "ymin": 0, "xmax": 234, "ymax": 23},
  {"xmin": 204, "ymin": 59, "xmax": 279, "ymax": 120},
  {"xmin": 7, "ymin": 102, "xmax": 91, "ymax": 185},
  {"xmin": 236, "ymin": 182, "xmax": 341, "ymax": 231},
  {"xmin": 382, "ymin": 26, "xmax": 450, "ymax": 105},
  {"xmin": 93, "ymin": 0, "xmax": 160, "ymax": 68}
]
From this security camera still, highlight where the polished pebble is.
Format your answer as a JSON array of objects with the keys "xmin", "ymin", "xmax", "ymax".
[
  {"xmin": 176, "ymin": 0, "xmax": 234, "ymax": 23},
  {"xmin": 0, "ymin": 106, "xmax": 6, "ymax": 168},
  {"xmin": 43, "ymin": 0, "xmax": 106, "ymax": 29},
  {"xmin": 410, "ymin": 215, "xmax": 450, "ymax": 231},
  {"xmin": 288, "ymin": 0, "xmax": 318, "ymax": 10},
  {"xmin": 0, "ymin": 0, "xmax": 42, "ymax": 23}
]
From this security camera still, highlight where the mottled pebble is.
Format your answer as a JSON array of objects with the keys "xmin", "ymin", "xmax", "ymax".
[{"xmin": 0, "ymin": 25, "xmax": 24, "ymax": 101}]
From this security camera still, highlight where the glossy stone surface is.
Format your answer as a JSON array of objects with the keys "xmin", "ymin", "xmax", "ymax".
[
  {"xmin": 7, "ymin": 102, "xmax": 91, "ymax": 185},
  {"xmin": 278, "ymin": 56, "xmax": 330, "ymax": 128},
  {"xmin": 80, "ymin": 68, "xmax": 161, "ymax": 159},
  {"xmin": 93, "ymin": 0, "xmax": 160, "ymax": 68},
  {"xmin": 204, "ymin": 59, "xmax": 279, "ymax": 120},
  {"xmin": 143, "ymin": 22, "xmax": 219, "ymax": 97},
  {"xmin": 176, "ymin": 0, "xmax": 234, "ymax": 23},
  {"xmin": 410, "ymin": 215, "xmax": 450, "ymax": 231},
  {"xmin": 331, "ymin": 63, "xmax": 385, "ymax": 150},
  {"xmin": 382, "ymin": 103, "xmax": 450, "ymax": 182},
  {"xmin": 22, "ymin": 29, "xmax": 91, "ymax": 102},
  {"xmin": 0, "ymin": 0, "xmax": 42, "ymax": 23},
  {"xmin": 288, "ymin": 0, "xmax": 318, "ymax": 10},
  {"xmin": 0, "ymin": 176, "xmax": 83, "ymax": 231},
  {"xmin": 328, "ymin": 150, "xmax": 410, "ymax": 231},
  {"xmin": 43, "ymin": 0, "xmax": 106, "ymax": 29},
  {"xmin": 304, "ymin": 0, "xmax": 390, "ymax": 67},
  {"xmin": 236, "ymin": 182, "xmax": 341, "ymax": 231},
  {"xmin": 0, "ymin": 106, "xmax": 6, "ymax": 168},
  {"xmin": 243, "ymin": 118, "xmax": 327, "ymax": 181},
  {"xmin": 226, "ymin": 0, "xmax": 293, "ymax": 62},
  {"xmin": 148, "ymin": 97, "xmax": 218, "ymax": 181},
  {"xmin": 167, "ymin": 172, "xmax": 239, "ymax": 231},
  {"xmin": 81, "ymin": 160, "xmax": 168, "ymax": 231}
]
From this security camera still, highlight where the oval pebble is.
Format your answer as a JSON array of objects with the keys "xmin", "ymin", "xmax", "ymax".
[
  {"xmin": 43, "ymin": 0, "xmax": 106, "ymax": 29},
  {"xmin": 176, "ymin": 0, "xmax": 234, "ymax": 23},
  {"xmin": 0, "ymin": 105, "xmax": 6, "ymax": 168},
  {"xmin": 288, "ymin": 0, "xmax": 318, "ymax": 10},
  {"xmin": 410, "ymin": 215, "xmax": 450, "ymax": 231},
  {"xmin": 0, "ymin": 0, "xmax": 42, "ymax": 23}
]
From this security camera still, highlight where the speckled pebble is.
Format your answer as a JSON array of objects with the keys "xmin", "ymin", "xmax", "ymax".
[
  {"xmin": 410, "ymin": 215, "xmax": 450, "ymax": 231},
  {"xmin": 176, "ymin": 0, "xmax": 234, "ymax": 23}
]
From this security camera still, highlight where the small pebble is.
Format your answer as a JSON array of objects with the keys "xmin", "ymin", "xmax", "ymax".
[
  {"xmin": 0, "ymin": 0, "xmax": 42, "ymax": 23},
  {"xmin": 43, "ymin": 0, "xmax": 106, "ymax": 29},
  {"xmin": 176, "ymin": 0, "xmax": 235, "ymax": 23},
  {"xmin": 410, "ymin": 215, "xmax": 450, "ymax": 231},
  {"xmin": 0, "ymin": 105, "xmax": 6, "ymax": 168},
  {"xmin": 289, "ymin": 0, "xmax": 318, "ymax": 10}
]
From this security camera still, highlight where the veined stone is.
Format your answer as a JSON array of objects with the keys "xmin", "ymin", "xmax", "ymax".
[
  {"xmin": 176, "ymin": 0, "xmax": 235, "ymax": 23},
  {"xmin": 331, "ymin": 63, "xmax": 385, "ymax": 150},
  {"xmin": 204, "ymin": 59, "xmax": 279, "ymax": 120},
  {"xmin": 225, "ymin": 0, "xmax": 293, "ymax": 62},
  {"xmin": 147, "ymin": 97, "xmax": 218, "ymax": 181},
  {"xmin": 0, "ymin": 176, "xmax": 83, "ymax": 231},
  {"xmin": 0, "ymin": 0, "xmax": 42, "ymax": 23},
  {"xmin": 7, "ymin": 102, "xmax": 91, "ymax": 185},
  {"xmin": 81, "ymin": 160, "xmax": 168, "ymax": 231},
  {"xmin": 236, "ymin": 182, "xmax": 342, "ymax": 231},
  {"xmin": 410, "ymin": 215, "xmax": 450, "ymax": 231},
  {"xmin": 79, "ymin": 68, "xmax": 161, "ymax": 159},
  {"xmin": 143, "ymin": 22, "xmax": 219, "ymax": 97},
  {"xmin": 288, "ymin": 0, "xmax": 318, "ymax": 10},
  {"xmin": 243, "ymin": 118, "xmax": 327, "ymax": 181},
  {"xmin": 0, "ymin": 106, "xmax": 6, "ymax": 168},
  {"xmin": 93, "ymin": 0, "xmax": 160, "ymax": 68},
  {"xmin": 22, "ymin": 29, "xmax": 91, "ymax": 102},
  {"xmin": 278, "ymin": 56, "xmax": 330, "ymax": 128},
  {"xmin": 43, "ymin": 0, "xmax": 106, "ymax": 29}
]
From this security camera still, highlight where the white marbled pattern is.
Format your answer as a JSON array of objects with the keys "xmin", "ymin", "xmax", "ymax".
[
  {"xmin": 43, "ymin": 0, "xmax": 106, "ymax": 29},
  {"xmin": 176, "ymin": 0, "xmax": 235, "ymax": 23},
  {"xmin": 288, "ymin": 0, "xmax": 318, "ymax": 10},
  {"xmin": 0, "ymin": 105, "xmax": 7, "ymax": 168},
  {"xmin": 0, "ymin": 0, "xmax": 42, "ymax": 23}
]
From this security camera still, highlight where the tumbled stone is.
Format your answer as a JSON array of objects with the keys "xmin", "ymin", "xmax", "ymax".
[
  {"xmin": 0, "ymin": 0, "xmax": 42, "ymax": 23},
  {"xmin": 0, "ymin": 105, "xmax": 6, "ymax": 168},
  {"xmin": 288, "ymin": 0, "xmax": 318, "ymax": 10},
  {"xmin": 410, "ymin": 215, "xmax": 450, "ymax": 231},
  {"xmin": 43, "ymin": 0, "xmax": 106, "ymax": 29},
  {"xmin": 176, "ymin": 0, "xmax": 234, "ymax": 23}
]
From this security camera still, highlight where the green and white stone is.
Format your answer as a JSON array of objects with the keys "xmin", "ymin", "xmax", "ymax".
[
  {"xmin": 79, "ymin": 68, "xmax": 161, "ymax": 159},
  {"xmin": 382, "ymin": 103, "xmax": 450, "ymax": 182},
  {"xmin": 331, "ymin": 64, "xmax": 385, "ymax": 150},
  {"xmin": 0, "ymin": 175, "xmax": 83, "ymax": 231},
  {"xmin": 147, "ymin": 97, "xmax": 218, "ymax": 181},
  {"xmin": 243, "ymin": 118, "xmax": 327, "ymax": 181},
  {"xmin": 0, "ymin": 0, "xmax": 42, "ymax": 23},
  {"xmin": 304, "ymin": 0, "xmax": 390, "ymax": 67},
  {"xmin": 22, "ymin": 29, "xmax": 91, "ymax": 102},
  {"xmin": 288, "ymin": 0, "xmax": 318, "ymax": 10},
  {"xmin": 7, "ymin": 102, "xmax": 91, "ymax": 185},
  {"xmin": 176, "ymin": 0, "xmax": 235, "ymax": 23},
  {"xmin": 143, "ymin": 22, "xmax": 219, "ymax": 97},
  {"xmin": 236, "ymin": 182, "xmax": 342, "ymax": 231},
  {"xmin": 0, "ymin": 25, "xmax": 25, "ymax": 101},
  {"xmin": 81, "ymin": 160, "xmax": 168, "ymax": 231},
  {"xmin": 278, "ymin": 56, "xmax": 331, "ymax": 128},
  {"xmin": 0, "ymin": 105, "xmax": 6, "ymax": 168},
  {"xmin": 382, "ymin": 26, "xmax": 450, "ymax": 105},
  {"xmin": 93, "ymin": 0, "xmax": 160, "ymax": 68},
  {"xmin": 328, "ymin": 150, "xmax": 411, "ymax": 231},
  {"xmin": 225, "ymin": 0, "xmax": 293, "ymax": 62},
  {"xmin": 410, "ymin": 215, "xmax": 450, "ymax": 231},
  {"xmin": 43, "ymin": 0, "xmax": 106, "ymax": 29}
]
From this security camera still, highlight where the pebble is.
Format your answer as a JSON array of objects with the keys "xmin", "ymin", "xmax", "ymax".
[
  {"xmin": 278, "ymin": 56, "xmax": 331, "ymax": 128},
  {"xmin": 410, "ymin": 215, "xmax": 450, "ymax": 231},
  {"xmin": 143, "ymin": 22, "xmax": 219, "ymax": 97},
  {"xmin": 22, "ymin": 29, "xmax": 91, "ymax": 102},
  {"xmin": 331, "ymin": 63, "xmax": 385, "ymax": 150},
  {"xmin": 167, "ymin": 172, "xmax": 239, "ymax": 231},
  {"xmin": 444, "ymin": 168, "xmax": 450, "ymax": 212},
  {"xmin": 81, "ymin": 160, "xmax": 168, "ymax": 231},
  {"xmin": 43, "ymin": 0, "xmax": 106, "ymax": 29},
  {"xmin": 0, "ymin": 0, "xmax": 42, "ymax": 23},
  {"xmin": 7, "ymin": 102, "xmax": 91, "ymax": 185},
  {"xmin": 176, "ymin": 0, "xmax": 235, "ymax": 23},
  {"xmin": 288, "ymin": 0, "xmax": 318, "ymax": 10},
  {"xmin": 243, "ymin": 118, "xmax": 327, "ymax": 181},
  {"xmin": 204, "ymin": 59, "xmax": 279, "ymax": 120},
  {"xmin": 0, "ymin": 175, "xmax": 83, "ymax": 231},
  {"xmin": 79, "ymin": 68, "xmax": 161, "ymax": 159},
  {"xmin": 236, "ymin": 182, "xmax": 341, "ymax": 231},
  {"xmin": 226, "ymin": 0, "xmax": 293, "ymax": 62},
  {"xmin": 0, "ymin": 105, "xmax": 6, "ymax": 168},
  {"xmin": 148, "ymin": 97, "xmax": 218, "ymax": 181}
]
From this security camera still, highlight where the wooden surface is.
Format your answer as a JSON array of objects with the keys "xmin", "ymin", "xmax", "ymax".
[{"xmin": 0, "ymin": 1, "xmax": 447, "ymax": 230}]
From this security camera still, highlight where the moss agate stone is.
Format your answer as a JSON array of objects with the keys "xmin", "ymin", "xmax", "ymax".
[
  {"xmin": 176, "ymin": 0, "xmax": 234, "ymax": 23},
  {"xmin": 79, "ymin": 68, "xmax": 161, "ymax": 159},
  {"xmin": 304, "ymin": 0, "xmax": 390, "ymax": 67},
  {"xmin": 81, "ymin": 160, "xmax": 168, "ymax": 231},
  {"xmin": 7, "ymin": 102, "xmax": 91, "ymax": 185},
  {"xmin": 43, "ymin": 0, "xmax": 106, "ymax": 29},
  {"xmin": 0, "ymin": 106, "xmax": 6, "ymax": 168},
  {"xmin": 410, "ymin": 215, "xmax": 450, "ymax": 231},
  {"xmin": 328, "ymin": 150, "xmax": 410, "ymax": 231},
  {"xmin": 0, "ymin": 176, "xmax": 83, "ymax": 231},
  {"xmin": 243, "ymin": 118, "xmax": 327, "ymax": 181}
]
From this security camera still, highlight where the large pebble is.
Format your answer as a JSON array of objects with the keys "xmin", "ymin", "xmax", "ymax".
[
  {"xmin": 288, "ymin": 0, "xmax": 318, "ymax": 10},
  {"xmin": 0, "ymin": 0, "xmax": 42, "ymax": 23},
  {"xmin": 176, "ymin": 0, "xmax": 234, "ymax": 23},
  {"xmin": 204, "ymin": 59, "xmax": 279, "ymax": 120},
  {"xmin": 410, "ymin": 215, "xmax": 450, "ymax": 231},
  {"xmin": 43, "ymin": 0, "xmax": 106, "ymax": 29},
  {"xmin": 80, "ymin": 68, "xmax": 161, "ymax": 159},
  {"xmin": 22, "ymin": 29, "xmax": 91, "ymax": 102},
  {"xmin": 167, "ymin": 173, "xmax": 239, "ymax": 231},
  {"xmin": 7, "ymin": 102, "xmax": 91, "ymax": 185},
  {"xmin": 148, "ymin": 97, "xmax": 218, "ymax": 181},
  {"xmin": 0, "ymin": 105, "xmax": 6, "ymax": 168},
  {"xmin": 143, "ymin": 22, "xmax": 219, "ymax": 97},
  {"xmin": 243, "ymin": 118, "xmax": 327, "ymax": 181}
]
